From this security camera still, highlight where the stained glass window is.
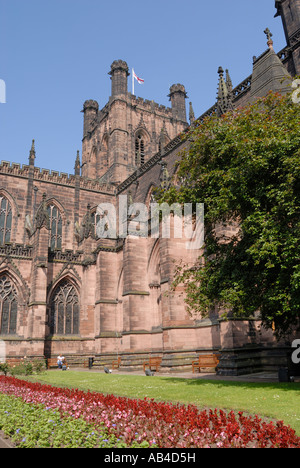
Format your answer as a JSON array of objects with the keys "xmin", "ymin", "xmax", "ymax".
[
  {"xmin": 47, "ymin": 204, "xmax": 62, "ymax": 250},
  {"xmin": 0, "ymin": 196, "xmax": 12, "ymax": 244},
  {"xmin": 0, "ymin": 275, "xmax": 17, "ymax": 335},
  {"xmin": 49, "ymin": 281, "xmax": 79, "ymax": 335}
]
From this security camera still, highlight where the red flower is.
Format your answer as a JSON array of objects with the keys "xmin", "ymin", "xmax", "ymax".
[{"xmin": 0, "ymin": 376, "xmax": 299, "ymax": 448}]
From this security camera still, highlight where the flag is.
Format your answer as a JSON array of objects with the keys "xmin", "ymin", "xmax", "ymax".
[
  {"xmin": 133, "ymin": 70, "xmax": 144, "ymax": 84},
  {"xmin": 132, "ymin": 69, "xmax": 144, "ymax": 95}
]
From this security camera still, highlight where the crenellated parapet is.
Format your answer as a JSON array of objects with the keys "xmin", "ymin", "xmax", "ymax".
[{"xmin": 0, "ymin": 160, "xmax": 116, "ymax": 194}]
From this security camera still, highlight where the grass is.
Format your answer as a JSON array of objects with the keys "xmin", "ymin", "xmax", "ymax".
[
  {"xmin": 0, "ymin": 393, "xmax": 120, "ymax": 448},
  {"xmin": 26, "ymin": 370, "xmax": 300, "ymax": 435}
]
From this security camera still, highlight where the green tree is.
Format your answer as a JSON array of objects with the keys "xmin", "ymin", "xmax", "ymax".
[{"xmin": 159, "ymin": 91, "xmax": 300, "ymax": 336}]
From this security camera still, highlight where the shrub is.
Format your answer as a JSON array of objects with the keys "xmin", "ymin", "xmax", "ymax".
[
  {"xmin": 0, "ymin": 363, "xmax": 9, "ymax": 376},
  {"xmin": 8, "ymin": 362, "xmax": 33, "ymax": 376},
  {"xmin": 32, "ymin": 359, "xmax": 46, "ymax": 374},
  {"xmin": 0, "ymin": 359, "xmax": 46, "ymax": 377}
]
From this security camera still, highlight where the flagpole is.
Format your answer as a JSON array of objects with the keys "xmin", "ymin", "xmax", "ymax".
[{"xmin": 132, "ymin": 68, "xmax": 134, "ymax": 95}]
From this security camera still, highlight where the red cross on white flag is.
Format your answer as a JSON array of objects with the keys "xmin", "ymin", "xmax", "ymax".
[
  {"xmin": 133, "ymin": 70, "xmax": 144, "ymax": 84},
  {"xmin": 132, "ymin": 69, "xmax": 144, "ymax": 95}
]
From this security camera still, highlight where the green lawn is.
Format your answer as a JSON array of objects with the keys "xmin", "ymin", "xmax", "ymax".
[{"xmin": 27, "ymin": 370, "xmax": 300, "ymax": 435}]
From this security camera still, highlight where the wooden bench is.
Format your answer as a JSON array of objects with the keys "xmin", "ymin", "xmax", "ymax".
[
  {"xmin": 192, "ymin": 354, "xmax": 220, "ymax": 373},
  {"xmin": 143, "ymin": 357, "xmax": 162, "ymax": 373},
  {"xmin": 47, "ymin": 358, "xmax": 68, "ymax": 369},
  {"xmin": 112, "ymin": 357, "xmax": 121, "ymax": 369}
]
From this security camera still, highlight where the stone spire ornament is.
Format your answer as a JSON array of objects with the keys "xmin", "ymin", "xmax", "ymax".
[
  {"xmin": 159, "ymin": 127, "xmax": 168, "ymax": 156},
  {"xmin": 158, "ymin": 160, "xmax": 171, "ymax": 191},
  {"xmin": 216, "ymin": 67, "xmax": 233, "ymax": 116},
  {"xmin": 74, "ymin": 150, "xmax": 81, "ymax": 176},
  {"xmin": 264, "ymin": 28, "xmax": 274, "ymax": 49},
  {"xmin": 226, "ymin": 69, "xmax": 233, "ymax": 96},
  {"xmin": 189, "ymin": 102, "xmax": 195, "ymax": 124},
  {"xmin": 35, "ymin": 193, "xmax": 50, "ymax": 230},
  {"xmin": 29, "ymin": 139, "xmax": 36, "ymax": 166},
  {"xmin": 250, "ymin": 27, "xmax": 293, "ymax": 100}
]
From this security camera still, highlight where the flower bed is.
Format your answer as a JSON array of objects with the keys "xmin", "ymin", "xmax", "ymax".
[{"xmin": 0, "ymin": 376, "xmax": 300, "ymax": 448}]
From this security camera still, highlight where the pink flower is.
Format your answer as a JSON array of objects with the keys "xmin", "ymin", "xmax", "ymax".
[{"xmin": 1, "ymin": 376, "xmax": 300, "ymax": 449}]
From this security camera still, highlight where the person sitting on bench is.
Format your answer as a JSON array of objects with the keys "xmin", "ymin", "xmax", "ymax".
[{"xmin": 57, "ymin": 354, "xmax": 65, "ymax": 369}]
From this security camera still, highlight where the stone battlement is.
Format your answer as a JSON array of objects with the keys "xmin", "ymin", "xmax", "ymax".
[
  {"xmin": 128, "ymin": 93, "xmax": 173, "ymax": 116},
  {"xmin": 0, "ymin": 160, "xmax": 116, "ymax": 194}
]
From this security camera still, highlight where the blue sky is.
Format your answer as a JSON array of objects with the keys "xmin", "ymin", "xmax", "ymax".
[{"xmin": 0, "ymin": 0, "xmax": 286, "ymax": 175}]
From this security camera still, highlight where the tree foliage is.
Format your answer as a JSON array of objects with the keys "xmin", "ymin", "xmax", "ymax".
[{"xmin": 159, "ymin": 91, "xmax": 300, "ymax": 336}]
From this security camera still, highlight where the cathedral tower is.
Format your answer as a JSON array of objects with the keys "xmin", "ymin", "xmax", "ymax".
[
  {"xmin": 275, "ymin": 0, "xmax": 300, "ymax": 74},
  {"xmin": 81, "ymin": 60, "xmax": 188, "ymax": 184},
  {"xmin": 275, "ymin": 0, "xmax": 300, "ymax": 44}
]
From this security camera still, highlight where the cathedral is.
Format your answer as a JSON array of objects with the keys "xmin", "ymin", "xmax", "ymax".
[{"xmin": 0, "ymin": 0, "xmax": 299, "ymax": 374}]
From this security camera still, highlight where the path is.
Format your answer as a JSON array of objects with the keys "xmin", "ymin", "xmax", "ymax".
[{"xmin": 0, "ymin": 431, "xmax": 14, "ymax": 449}]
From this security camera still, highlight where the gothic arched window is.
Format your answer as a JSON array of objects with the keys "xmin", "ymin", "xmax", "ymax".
[
  {"xmin": 49, "ymin": 281, "xmax": 79, "ymax": 335},
  {"xmin": 0, "ymin": 275, "xmax": 17, "ymax": 335},
  {"xmin": 135, "ymin": 134, "xmax": 145, "ymax": 166},
  {"xmin": 47, "ymin": 204, "xmax": 62, "ymax": 250},
  {"xmin": 0, "ymin": 196, "xmax": 12, "ymax": 245}
]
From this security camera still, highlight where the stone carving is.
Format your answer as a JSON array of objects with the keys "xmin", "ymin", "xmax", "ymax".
[{"xmin": 35, "ymin": 193, "xmax": 50, "ymax": 230}]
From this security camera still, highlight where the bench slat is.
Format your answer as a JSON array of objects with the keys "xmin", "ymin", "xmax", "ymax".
[
  {"xmin": 143, "ymin": 357, "xmax": 162, "ymax": 372},
  {"xmin": 192, "ymin": 354, "xmax": 220, "ymax": 373},
  {"xmin": 112, "ymin": 357, "xmax": 121, "ymax": 369}
]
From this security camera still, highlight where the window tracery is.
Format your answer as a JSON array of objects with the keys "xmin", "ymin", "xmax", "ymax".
[
  {"xmin": 0, "ymin": 196, "xmax": 12, "ymax": 244},
  {"xmin": 0, "ymin": 275, "xmax": 17, "ymax": 335},
  {"xmin": 135, "ymin": 133, "xmax": 145, "ymax": 166},
  {"xmin": 47, "ymin": 204, "xmax": 62, "ymax": 250},
  {"xmin": 49, "ymin": 281, "xmax": 79, "ymax": 335}
]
